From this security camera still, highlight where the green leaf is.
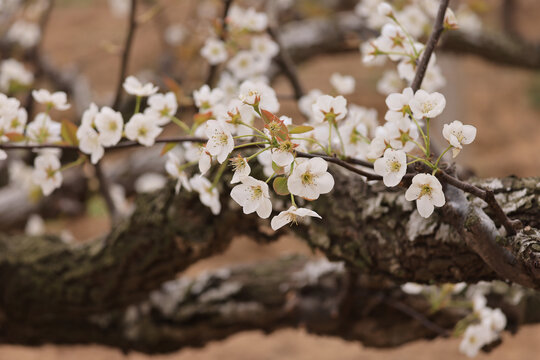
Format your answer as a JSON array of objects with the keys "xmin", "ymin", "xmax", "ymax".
[
  {"xmin": 61, "ymin": 120, "xmax": 79, "ymax": 146},
  {"xmin": 272, "ymin": 161, "xmax": 285, "ymax": 175},
  {"xmin": 288, "ymin": 125, "xmax": 314, "ymax": 134},
  {"xmin": 160, "ymin": 142, "xmax": 177, "ymax": 156},
  {"xmin": 273, "ymin": 176, "xmax": 290, "ymax": 196}
]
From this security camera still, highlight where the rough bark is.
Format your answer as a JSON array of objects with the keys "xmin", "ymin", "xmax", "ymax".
[{"xmin": 2, "ymin": 255, "xmax": 540, "ymax": 354}]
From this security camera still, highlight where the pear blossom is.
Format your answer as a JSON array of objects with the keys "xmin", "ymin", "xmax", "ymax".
[
  {"xmin": 367, "ymin": 135, "xmax": 389, "ymax": 159},
  {"xmin": 230, "ymin": 156, "xmax": 251, "ymax": 184},
  {"xmin": 239, "ymin": 80, "xmax": 280, "ymax": 113},
  {"xmin": 165, "ymin": 149, "xmax": 192, "ymax": 193},
  {"xmin": 444, "ymin": 8, "xmax": 459, "ymax": 30},
  {"xmin": 271, "ymin": 206, "xmax": 321, "ymax": 230},
  {"xmin": 377, "ymin": 70, "xmax": 403, "ymax": 95},
  {"xmin": 298, "ymin": 89, "xmax": 323, "ymax": 119},
  {"xmin": 134, "ymin": 173, "xmax": 167, "ymax": 193},
  {"xmin": 80, "ymin": 103, "xmax": 99, "ymax": 128},
  {"xmin": 32, "ymin": 89, "xmax": 70, "ymax": 110},
  {"xmin": 217, "ymin": 72, "xmax": 240, "ymax": 101},
  {"xmin": 405, "ymin": 173, "xmax": 445, "ymax": 218},
  {"xmin": 374, "ymin": 149, "xmax": 407, "ymax": 187},
  {"xmin": 355, "ymin": 0, "xmax": 387, "ymax": 29},
  {"xmin": 94, "ymin": 107, "xmax": 123, "ymax": 146},
  {"xmin": 250, "ymin": 35, "xmax": 279, "ymax": 59},
  {"xmin": 230, "ymin": 176, "xmax": 272, "ymax": 218},
  {"xmin": 376, "ymin": 24, "xmax": 409, "ymax": 61},
  {"xmin": 330, "ymin": 73, "xmax": 355, "ymax": 95},
  {"xmin": 123, "ymin": 76, "xmax": 158, "ymax": 97},
  {"xmin": 146, "ymin": 92, "xmax": 177, "ymax": 126},
  {"xmin": 164, "ymin": 23, "xmax": 186, "ymax": 46},
  {"xmin": 395, "ymin": 5, "xmax": 429, "ymax": 38},
  {"xmin": 205, "ymin": 119, "xmax": 234, "ymax": 163},
  {"xmin": 0, "ymin": 59, "xmax": 33, "ymax": 91},
  {"xmin": 288, "ymin": 157, "xmax": 334, "ymax": 200},
  {"xmin": 77, "ymin": 125, "xmax": 104, "ymax": 164},
  {"xmin": 229, "ymin": 6, "xmax": 268, "ymax": 32},
  {"xmin": 409, "ymin": 89, "xmax": 446, "ymax": 119},
  {"xmin": 197, "ymin": 145, "xmax": 213, "ymax": 175},
  {"xmin": 193, "ymin": 85, "xmax": 224, "ymax": 112},
  {"xmin": 385, "ymin": 87, "xmax": 414, "ymax": 114},
  {"xmin": 311, "ymin": 95, "xmax": 347, "ymax": 123},
  {"xmin": 271, "ymin": 141, "xmax": 296, "ymax": 167},
  {"xmin": 442, "ymin": 120, "xmax": 477, "ymax": 158},
  {"xmin": 228, "ymin": 51, "xmax": 268, "ymax": 80},
  {"xmin": 2, "ymin": 107, "xmax": 27, "ymax": 134},
  {"xmin": 459, "ymin": 324, "xmax": 493, "ymax": 358},
  {"xmin": 26, "ymin": 113, "xmax": 61, "ymax": 144},
  {"xmin": 32, "ymin": 153, "xmax": 62, "ymax": 196},
  {"xmin": 6, "ymin": 20, "xmax": 40, "ymax": 48},
  {"xmin": 190, "ymin": 176, "xmax": 221, "ymax": 215},
  {"xmin": 377, "ymin": 2, "xmax": 393, "ymax": 17},
  {"xmin": 125, "ymin": 113, "xmax": 163, "ymax": 147},
  {"xmin": 25, "ymin": 214, "xmax": 46, "ymax": 236},
  {"xmin": 201, "ymin": 38, "xmax": 228, "ymax": 65}
]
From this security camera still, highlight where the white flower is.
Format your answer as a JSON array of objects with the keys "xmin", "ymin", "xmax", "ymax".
[
  {"xmin": 395, "ymin": 5, "xmax": 428, "ymax": 38},
  {"xmin": 409, "ymin": 89, "xmax": 446, "ymax": 119},
  {"xmin": 125, "ymin": 113, "xmax": 163, "ymax": 147},
  {"xmin": 377, "ymin": 2, "xmax": 393, "ymax": 17},
  {"xmin": 250, "ymin": 35, "xmax": 279, "ymax": 59},
  {"xmin": 77, "ymin": 125, "xmax": 104, "ymax": 164},
  {"xmin": 32, "ymin": 89, "xmax": 70, "ymax": 110},
  {"xmin": 94, "ymin": 107, "xmax": 123, "ymax": 146},
  {"xmin": 442, "ymin": 120, "xmax": 477, "ymax": 158},
  {"xmin": 229, "ymin": 6, "xmax": 268, "ymax": 32},
  {"xmin": 164, "ymin": 23, "xmax": 186, "ymax": 46},
  {"xmin": 25, "ymin": 214, "xmax": 46, "ymax": 236},
  {"xmin": 26, "ymin": 113, "xmax": 61, "ymax": 144},
  {"xmin": 444, "ymin": 8, "xmax": 459, "ymax": 30},
  {"xmin": 377, "ymin": 70, "xmax": 403, "ymax": 95},
  {"xmin": 385, "ymin": 87, "xmax": 414, "ymax": 113},
  {"xmin": 123, "ymin": 76, "xmax": 158, "ymax": 97},
  {"xmin": 193, "ymin": 85, "xmax": 224, "ymax": 112},
  {"xmin": 330, "ymin": 73, "xmax": 355, "ymax": 95},
  {"xmin": 401, "ymin": 283, "xmax": 424, "ymax": 295},
  {"xmin": 271, "ymin": 205, "xmax": 321, "ymax": 230},
  {"xmin": 6, "ymin": 20, "xmax": 40, "ymax": 48},
  {"xmin": 230, "ymin": 156, "xmax": 251, "ymax": 184},
  {"xmin": 205, "ymin": 119, "xmax": 234, "ymax": 163},
  {"xmin": 217, "ymin": 72, "xmax": 240, "ymax": 102},
  {"xmin": 298, "ymin": 89, "xmax": 323, "ymax": 119},
  {"xmin": 201, "ymin": 38, "xmax": 228, "ymax": 65},
  {"xmin": 238, "ymin": 80, "xmax": 280, "ymax": 113},
  {"xmin": 405, "ymin": 173, "xmax": 445, "ymax": 218},
  {"xmin": 134, "ymin": 173, "xmax": 167, "ymax": 193},
  {"xmin": 32, "ymin": 154, "xmax": 62, "ymax": 196},
  {"xmin": 108, "ymin": 0, "xmax": 130, "ymax": 17},
  {"xmin": 2, "ymin": 107, "xmax": 27, "ymax": 134},
  {"xmin": 190, "ymin": 176, "xmax": 221, "ymax": 215},
  {"xmin": 230, "ymin": 176, "xmax": 272, "ymax": 218},
  {"xmin": 0, "ymin": 59, "xmax": 33, "ymax": 91},
  {"xmin": 288, "ymin": 157, "xmax": 334, "ymax": 200},
  {"xmin": 311, "ymin": 95, "xmax": 347, "ymax": 123},
  {"xmin": 374, "ymin": 149, "xmax": 407, "ymax": 187},
  {"xmin": 271, "ymin": 144, "xmax": 295, "ymax": 167},
  {"xmin": 459, "ymin": 324, "xmax": 492, "ymax": 358},
  {"xmin": 146, "ymin": 92, "xmax": 178, "ymax": 126},
  {"xmin": 480, "ymin": 308, "xmax": 507, "ymax": 333},
  {"xmin": 228, "ymin": 51, "xmax": 261, "ymax": 80},
  {"xmin": 165, "ymin": 148, "xmax": 192, "ymax": 193},
  {"xmin": 355, "ymin": 0, "xmax": 387, "ymax": 29}
]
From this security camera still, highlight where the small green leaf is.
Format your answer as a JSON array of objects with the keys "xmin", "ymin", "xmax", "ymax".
[
  {"xmin": 273, "ymin": 176, "xmax": 290, "ymax": 195},
  {"xmin": 61, "ymin": 120, "xmax": 79, "ymax": 146},
  {"xmin": 272, "ymin": 161, "xmax": 285, "ymax": 175},
  {"xmin": 160, "ymin": 142, "xmax": 177, "ymax": 156},
  {"xmin": 288, "ymin": 125, "xmax": 314, "ymax": 134}
]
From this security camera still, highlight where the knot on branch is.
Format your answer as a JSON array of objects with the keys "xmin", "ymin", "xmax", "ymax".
[{"xmin": 511, "ymin": 226, "xmax": 540, "ymax": 279}]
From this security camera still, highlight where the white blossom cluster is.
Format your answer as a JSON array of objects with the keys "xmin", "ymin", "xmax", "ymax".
[
  {"xmin": 1, "ymin": 0, "xmax": 50, "ymax": 49},
  {"xmin": 200, "ymin": 5, "xmax": 278, "ymax": 82},
  {"xmin": 357, "ymin": 0, "xmax": 482, "ymax": 95}
]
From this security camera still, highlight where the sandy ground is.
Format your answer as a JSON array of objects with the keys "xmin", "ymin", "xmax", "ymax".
[{"xmin": 2, "ymin": 0, "xmax": 540, "ymax": 359}]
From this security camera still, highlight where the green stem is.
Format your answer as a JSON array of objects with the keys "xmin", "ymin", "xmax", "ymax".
[
  {"xmin": 327, "ymin": 121, "xmax": 333, "ymax": 154},
  {"xmin": 425, "ymin": 118, "xmax": 430, "ymax": 156},
  {"xmin": 265, "ymin": 172, "xmax": 275, "ymax": 183},
  {"xmin": 211, "ymin": 159, "xmax": 228, "ymax": 189},
  {"xmin": 406, "ymin": 153, "xmax": 434, "ymax": 169},
  {"xmin": 134, "ymin": 96, "xmax": 142, "ymax": 114},
  {"xmin": 391, "ymin": 15, "xmax": 419, "ymax": 58},
  {"xmin": 234, "ymin": 141, "xmax": 269, "ymax": 149},
  {"xmin": 246, "ymin": 146, "xmax": 270, "ymax": 161},
  {"xmin": 434, "ymin": 145, "xmax": 453, "ymax": 169},
  {"xmin": 290, "ymin": 193, "xmax": 297, "ymax": 207},
  {"xmin": 59, "ymin": 156, "xmax": 86, "ymax": 172},
  {"xmin": 239, "ymin": 121, "xmax": 268, "ymax": 139},
  {"xmin": 171, "ymin": 116, "xmax": 191, "ymax": 133},
  {"xmin": 291, "ymin": 137, "xmax": 327, "ymax": 153},
  {"xmin": 334, "ymin": 122, "xmax": 346, "ymax": 156}
]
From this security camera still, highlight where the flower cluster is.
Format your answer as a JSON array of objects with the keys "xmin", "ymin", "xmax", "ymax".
[
  {"xmin": 357, "ymin": 0, "xmax": 481, "ymax": 95},
  {"xmin": 200, "ymin": 5, "xmax": 278, "ymax": 81},
  {"xmin": 368, "ymin": 87, "xmax": 476, "ymax": 217}
]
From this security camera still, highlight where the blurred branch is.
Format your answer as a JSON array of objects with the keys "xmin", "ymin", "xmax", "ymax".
[
  {"xmin": 204, "ymin": 0, "xmax": 233, "ymax": 87},
  {"xmin": 112, "ymin": 0, "xmax": 138, "ymax": 110}
]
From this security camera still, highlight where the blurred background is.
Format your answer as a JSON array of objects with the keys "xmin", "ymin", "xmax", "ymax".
[{"xmin": 0, "ymin": 0, "xmax": 539, "ymax": 358}]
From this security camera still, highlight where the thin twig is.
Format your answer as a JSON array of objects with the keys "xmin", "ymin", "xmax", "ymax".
[
  {"xmin": 296, "ymin": 151, "xmax": 382, "ymax": 180},
  {"xmin": 411, "ymin": 0, "xmax": 450, "ymax": 91},
  {"xmin": 112, "ymin": 0, "xmax": 138, "ymax": 110},
  {"xmin": 437, "ymin": 170, "xmax": 521, "ymax": 235},
  {"xmin": 383, "ymin": 297, "xmax": 450, "ymax": 337},
  {"xmin": 205, "ymin": 0, "xmax": 233, "ymax": 87}
]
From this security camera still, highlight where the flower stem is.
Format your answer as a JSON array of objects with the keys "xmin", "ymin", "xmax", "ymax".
[
  {"xmin": 246, "ymin": 146, "xmax": 270, "ymax": 161},
  {"xmin": 211, "ymin": 159, "xmax": 228, "ymax": 189},
  {"xmin": 59, "ymin": 155, "xmax": 86, "ymax": 172},
  {"xmin": 171, "ymin": 116, "xmax": 191, "ymax": 133},
  {"xmin": 234, "ymin": 141, "xmax": 269, "ymax": 149},
  {"xmin": 134, "ymin": 96, "xmax": 142, "ymax": 114},
  {"xmin": 434, "ymin": 145, "xmax": 453, "ymax": 169}
]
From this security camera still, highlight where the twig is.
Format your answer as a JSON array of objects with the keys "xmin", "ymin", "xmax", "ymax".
[
  {"xmin": 94, "ymin": 162, "xmax": 119, "ymax": 223},
  {"xmin": 204, "ymin": 0, "xmax": 233, "ymax": 87},
  {"xmin": 112, "ymin": 0, "xmax": 138, "ymax": 110},
  {"xmin": 296, "ymin": 151, "xmax": 382, "ymax": 180},
  {"xmin": 267, "ymin": 27, "xmax": 304, "ymax": 99},
  {"xmin": 411, "ymin": 0, "xmax": 450, "ymax": 91},
  {"xmin": 382, "ymin": 297, "xmax": 450, "ymax": 337},
  {"xmin": 437, "ymin": 170, "xmax": 521, "ymax": 235}
]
